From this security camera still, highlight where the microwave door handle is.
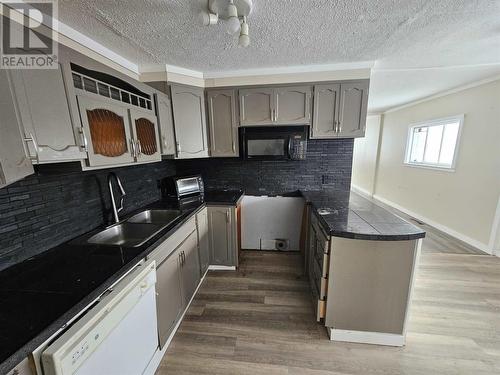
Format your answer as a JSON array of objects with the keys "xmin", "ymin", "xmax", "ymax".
[{"xmin": 287, "ymin": 137, "xmax": 292, "ymax": 159}]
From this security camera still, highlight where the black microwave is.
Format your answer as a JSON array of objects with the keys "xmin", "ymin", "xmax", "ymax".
[{"xmin": 240, "ymin": 126, "xmax": 308, "ymax": 160}]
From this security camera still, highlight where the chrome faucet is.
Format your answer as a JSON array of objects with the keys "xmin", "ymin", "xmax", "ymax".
[{"xmin": 108, "ymin": 172, "xmax": 126, "ymax": 223}]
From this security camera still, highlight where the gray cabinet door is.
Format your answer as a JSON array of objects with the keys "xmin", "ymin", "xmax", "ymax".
[
  {"xmin": 156, "ymin": 248, "xmax": 183, "ymax": 349},
  {"xmin": 208, "ymin": 206, "xmax": 236, "ymax": 266},
  {"xmin": 337, "ymin": 81, "xmax": 369, "ymax": 138},
  {"xmin": 154, "ymin": 92, "xmax": 176, "ymax": 156},
  {"xmin": 180, "ymin": 229, "xmax": 201, "ymax": 307},
  {"xmin": 0, "ymin": 71, "xmax": 34, "ymax": 188},
  {"xmin": 311, "ymin": 83, "xmax": 340, "ymax": 138},
  {"xmin": 9, "ymin": 64, "xmax": 86, "ymax": 163},
  {"xmin": 171, "ymin": 84, "xmax": 209, "ymax": 159},
  {"xmin": 196, "ymin": 208, "xmax": 210, "ymax": 275},
  {"xmin": 239, "ymin": 88, "xmax": 274, "ymax": 126},
  {"xmin": 274, "ymin": 86, "xmax": 311, "ymax": 125},
  {"xmin": 207, "ymin": 89, "xmax": 238, "ymax": 157}
]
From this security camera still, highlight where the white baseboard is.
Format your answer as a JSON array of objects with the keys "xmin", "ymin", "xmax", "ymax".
[
  {"xmin": 351, "ymin": 184, "xmax": 374, "ymax": 199},
  {"xmin": 208, "ymin": 265, "xmax": 236, "ymax": 271},
  {"xmin": 327, "ymin": 327, "xmax": 405, "ymax": 347},
  {"xmin": 144, "ymin": 268, "xmax": 209, "ymax": 375},
  {"xmin": 372, "ymin": 194, "xmax": 492, "ymax": 255}
]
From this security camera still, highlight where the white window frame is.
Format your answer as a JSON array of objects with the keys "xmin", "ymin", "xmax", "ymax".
[{"xmin": 404, "ymin": 114, "xmax": 464, "ymax": 172}]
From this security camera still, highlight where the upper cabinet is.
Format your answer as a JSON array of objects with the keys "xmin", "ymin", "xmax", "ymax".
[
  {"xmin": 129, "ymin": 108, "xmax": 161, "ymax": 163},
  {"xmin": 239, "ymin": 88, "xmax": 274, "ymax": 126},
  {"xmin": 311, "ymin": 80, "xmax": 369, "ymax": 139},
  {"xmin": 154, "ymin": 91, "xmax": 176, "ymax": 156},
  {"xmin": 0, "ymin": 71, "xmax": 34, "ymax": 188},
  {"xmin": 239, "ymin": 86, "xmax": 311, "ymax": 126},
  {"xmin": 207, "ymin": 89, "xmax": 238, "ymax": 157},
  {"xmin": 274, "ymin": 86, "xmax": 311, "ymax": 125},
  {"xmin": 71, "ymin": 61, "xmax": 161, "ymax": 168},
  {"xmin": 170, "ymin": 84, "xmax": 209, "ymax": 159},
  {"xmin": 8, "ymin": 64, "xmax": 87, "ymax": 163}
]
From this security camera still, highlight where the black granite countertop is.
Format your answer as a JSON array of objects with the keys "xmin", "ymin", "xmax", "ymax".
[
  {"xmin": 301, "ymin": 190, "xmax": 426, "ymax": 241},
  {"xmin": 204, "ymin": 189, "xmax": 244, "ymax": 206},
  {"xmin": 0, "ymin": 190, "xmax": 243, "ymax": 374}
]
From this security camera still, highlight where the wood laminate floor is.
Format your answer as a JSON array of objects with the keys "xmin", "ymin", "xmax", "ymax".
[{"xmin": 156, "ymin": 242, "xmax": 500, "ymax": 374}]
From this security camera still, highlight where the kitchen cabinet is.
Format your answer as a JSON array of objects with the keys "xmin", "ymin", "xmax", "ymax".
[
  {"xmin": 274, "ymin": 86, "xmax": 311, "ymax": 125},
  {"xmin": 0, "ymin": 70, "xmax": 34, "ymax": 188},
  {"xmin": 8, "ymin": 64, "xmax": 86, "ymax": 163},
  {"xmin": 129, "ymin": 107, "xmax": 161, "ymax": 163},
  {"xmin": 208, "ymin": 206, "xmax": 238, "ymax": 266},
  {"xmin": 77, "ymin": 95, "xmax": 136, "ymax": 166},
  {"xmin": 311, "ymin": 80, "xmax": 369, "ymax": 139},
  {"xmin": 151, "ymin": 217, "xmax": 200, "ymax": 348},
  {"xmin": 77, "ymin": 94, "xmax": 161, "ymax": 167},
  {"xmin": 338, "ymin": 82, "xmax": 369, "ymax": 138},
  {"xmin": 207, "ymin": 89, "xmax": 238, "ymax": 157},
  {"xmin": 196, "ymin": 207, "xmax": 210, "ymax": 275},
  {"xmin": 180, "ymin": 230, "xmax": 201, "ymax": 306},
  {"xmin": 156, "ymin": 248, "xmax": 183, "ymax": 348},
  {"xmin": 239, "ymin": 88, "xmax": 274, "ymax": 126},
  {"xmin": 239, "ymin": 86, "xmax": 311, "ymax": 126},
  {"xmin": 154, "ymin": 91, "xmax": 176, "ymax": 156},
  {"xmin": 171, "ymin": 84, "xmax": 209, "ymax": 159}
]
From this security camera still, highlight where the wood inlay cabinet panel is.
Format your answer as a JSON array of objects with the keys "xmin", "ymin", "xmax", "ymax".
[{"xmin": 77, "ymin": 95, "xmax": 135, "ymax": 166}]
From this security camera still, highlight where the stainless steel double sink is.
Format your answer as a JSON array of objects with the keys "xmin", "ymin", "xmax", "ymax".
[{"xmin": 87, "ymin": 209, "xmax": 181, "ymax": 247}]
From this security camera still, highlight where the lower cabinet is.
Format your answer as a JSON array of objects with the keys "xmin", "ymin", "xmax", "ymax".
[
  {"xmin": 151, "ymin": 218, "xmax": 200, "ymax": 349},
  {"xmin": 180, "ymin": 230, "xmax": 201, "ymax": 306},
  {"xmin": 155, "ymin": 247, "xmax": 183, "ymax": 349},
  {"xmin": 207, "ymin": 206, "xmax": 238, "ymax": 266},
  {"xmin": 196, "ymin": 207, "xmax": 210, "ymax": 275}
]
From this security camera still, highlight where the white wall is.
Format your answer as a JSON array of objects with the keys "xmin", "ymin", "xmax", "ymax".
[
  {"xmin": 353, "ymin": 79, "xmax": 500, "ymax": 254},
  {"xmin": 351, "ymin": 115, "xmax": 382, "ymax": 195}
]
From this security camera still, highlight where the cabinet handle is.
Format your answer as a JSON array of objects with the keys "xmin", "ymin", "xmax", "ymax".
[
  {"xmin": 23, "ymin": 132, "xmax": 39, "ymax": 162},
  {"xmin": 226, "ymin": 210, "xmax": 230, "ymax": 223},
  {"xmin": 274, "ymin": 108, "xmax": 278, "ymax": 122},
  {"xmin": 176, "ymin": 141, "xmax": 181, "ymax": 153},
  {"xmin": 78, "ymin": 127, "xmax": 88, "ymax": 152},
  {"xmin": 136, "ymin": 140, "xmax": 142, "ymax": 157},
  {"xmin": 270, "ymin": 108, "xmax": 273, "ymax": 122},
  {"xmin": 162, "ymin": 135, "xmax": 168, "ymax": 148},
  {"xmin": 338, "ymin": 122, "xmax": 342, "ymax": 133},
  {"xmin": 130, "ymin": 139, "xmax": 136, "ymax": 157},
  {"xmin": 182, "ymin": 251, "xmax": 186, "ymax": 265}
]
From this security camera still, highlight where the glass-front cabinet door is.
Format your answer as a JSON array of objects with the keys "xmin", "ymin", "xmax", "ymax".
[
  {"xmin": 77, "ymin": 95, "xmax": 135, "ymax": 166},
  {"xmin": 129, "ymin": 108, "xmax": 161, "ymax": 163}
]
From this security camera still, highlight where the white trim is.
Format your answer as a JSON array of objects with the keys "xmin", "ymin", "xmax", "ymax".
[
  {"xmin": 208, "ymin": 265, "xmax": 237, "ymax": 271},
  {"xmin": 203, "ymin": 61, "xmax": 375, "ymax": 79},
  {"xmin": 165, "ymin": 64, "xmax": 205, "ymax": 78},
  {"xmin": 327, "ymin": 328, "xmax": 405, "ymax": 347},
  {"xmin": 488, "ymin": 196, "xmax": 500, "ymax": 257},
  {"xmin": 350, "ymin": 184, "xmax": 373, "ymax": 198},
  {"xmin": 372, "ymin": 194, "xmax": 491, "ymax": 254},
  {"xmin": 143, "ymin": 268, "xmax": 209, "ymax": 375},
  {"xmin": 403, "ymin": 114, "xmax": 464, "ymax": 171},
  {"xmin": 384, "ymin": 75, "xmax": 500, "ymax": 114}
]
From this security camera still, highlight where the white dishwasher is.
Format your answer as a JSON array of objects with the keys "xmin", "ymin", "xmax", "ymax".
[{"xmin": 41, "ymin": 261, "xmax": 158, "ymax": 375}]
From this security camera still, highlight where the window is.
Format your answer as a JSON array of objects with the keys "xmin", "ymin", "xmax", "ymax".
[{"xmin": 404, "ymin": 115, "xmax": 463, "ymax": 170}]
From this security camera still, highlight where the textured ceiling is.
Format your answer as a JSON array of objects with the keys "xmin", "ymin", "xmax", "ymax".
[{"xmin": 57, "ymin": 0, "xmax": 500, "ymax": 111}]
